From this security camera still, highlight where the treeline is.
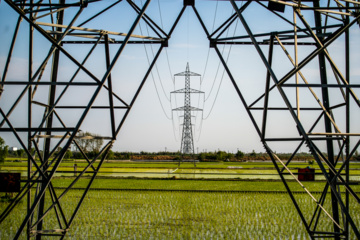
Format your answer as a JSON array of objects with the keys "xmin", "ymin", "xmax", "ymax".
[
  {"xmin": 195, "ymin": 151, "xmax": 318, "ymax": 162},
  {"xmin": 4, "ymin": 148, "xmax": 360, "ymax": 162},
  {"xmin": 98, "ymin": 150, "xmax": 360, "ymax": 162},
  {"xmin": 2, "ymin": 137, "xmax": 359, "ymax": 163}
]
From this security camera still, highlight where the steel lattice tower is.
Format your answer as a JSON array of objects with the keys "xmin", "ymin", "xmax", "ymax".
[
  {"xmin": 172, "ymin": 63, "xmax": 203, "ymax": 154},
  {"xmin": 0, "ymin": 0, "xmax": 360, "ymax": 239}
]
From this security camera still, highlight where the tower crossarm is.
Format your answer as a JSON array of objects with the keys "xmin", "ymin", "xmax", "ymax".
[
  {"xmin": 171, "ymin": 88, "xmax": 204, "ymax": 94},
  {"xmin": 174, "ymin": 71, "xmax": 201, "ymax": 76},
  {"xmin": 172, "ymin": 106, "xmax": 203, "ymax": 111}
]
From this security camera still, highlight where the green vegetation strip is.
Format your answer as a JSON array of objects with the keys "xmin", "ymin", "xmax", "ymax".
[
  {"xmin": 5, "ymin": 159, "xmax": 360, "ymax": 169},
  {"xmin": 1, "ymin": 189, "xmax": 359, "ymax": 239},
  {"xmin": 50, "ymin": 178, "xmax": 360, "ymax": 193}
]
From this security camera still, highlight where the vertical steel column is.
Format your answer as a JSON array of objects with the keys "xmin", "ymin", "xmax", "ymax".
[
  {"xmin": 313, "ymin": 1, "xmax": 340, "ymax": 238},
  {"xmin": 261, "ymin": 33, "xmax": 275, "ymax": 141},
  {"xmin": 294, "ymin": 8, "xmax": 300, "ymax": 119},
  {"xmin": 104, "ymin": 34, "xmax": 116, "ymax": 140},
  {"xmin": 27, "ymin": 1, "xmax": 33, "ymax": 239},
  {"xmin": 36, "ymin": 1, "xmax": 65, "ymax": 238},
  {"xmin": 344, "ymin": 2, "xmax": 350, "ymax": 238}
]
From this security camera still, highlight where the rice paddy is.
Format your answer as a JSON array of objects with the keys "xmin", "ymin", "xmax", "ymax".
[
  {"xmin": 1, "ymin": 161, "xmax": 359, "ymax": 239},
  {"xmin": 1, "ymin": 180, "xmax": 360, "ymax": 239}
]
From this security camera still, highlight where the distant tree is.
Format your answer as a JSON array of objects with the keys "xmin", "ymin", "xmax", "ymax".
[
  {"xmin": 107, "ymin": 150, "xmax": 114, "ymax": 160},
  {"xmin": 126, "ymin": 152, "xmax": 132, "ymax": 159},
  {"xmin": 0, "ymin": 137, "xmax": 9, "ymax": 163},
  {"xmin": 354, "ymin": 150, "xmax": 359, "ymax": 161},
  {"xmin": 64, "ymin": 150, "xmax": 73, "ymax": 160},
  {"xmin": 77, "ymin": 132, "xmax": 91, "ymax": 152},
  {"xmin": 225, "ymin": 152, "xmax": 234, "ymax": 161},
  {"xmin": 216, "ymin": 151, "xmax": 227, "ymax": 161},
  {"xmin": 198, "ymin": 153, "xmax": 206, "ymax": 161},
  {"xmin": 90, "ymin": 137, "xmax": 103, "ymax": 153},
  {"xmin": 16, "ymin": 148, "xmax": 25, "ymax": 160},
  {"xmin": 73, "ymin": 151, "xmax": 83, "ymax": 159},
  {"xmin": 249, "ymin": 150, "xmax": 257, "ymax": 158},
  {"xmin": 77, "ymin": 131, "xmax": 103, "ymax": 153},
  {"xmin": 235, "ymin": 150, "xmax": 244, "ymax": 160}
]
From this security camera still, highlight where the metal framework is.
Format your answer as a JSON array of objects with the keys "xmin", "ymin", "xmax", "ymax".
[
  {"xmin": 0, "ymin": 0, "xmax": 359, "ymax": 239},
  {"xmin": 172, "ymin": 63, "xmax": 203, "ymax": 154}
]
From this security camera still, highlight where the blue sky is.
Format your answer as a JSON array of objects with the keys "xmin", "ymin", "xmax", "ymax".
[{"xmin": 1, "ymin": 0, "xmax": 359, "ymax": 154}]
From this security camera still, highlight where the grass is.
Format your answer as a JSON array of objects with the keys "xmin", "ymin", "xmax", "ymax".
[
  {"xmin": 1, "ymin": 160, "xmax": 359, "ymax": 239},
  {"xmin": 2, "ymin": 160, "xmax": 360, "ymax": 177},
  {"xmin": 4, "ymin": 158, "xmax": 360, "ymax": 169},
  {"xmin": 1, "ymin": 189, "xmax": 359, "ymax": 239},
  {"xmin": 49, "ymin": 178, "xmax": 360, "ymax": 193}
]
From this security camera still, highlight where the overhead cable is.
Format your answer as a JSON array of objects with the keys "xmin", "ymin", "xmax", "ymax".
[
  {"xmin": 157, "ymin": 0, "xmax": 182, "ymax": 133},
  {"xmin": 171, "ymin": 111, "xmax": 179, "ymax": 142},
  {"xmin": 157, "ymin": 0, "xmax": 174, "ymax": 83},
  {"xmin": 203, "ymin": 15, "xmax": 239, "ymax": 120},
  {"xmin": 194, "ymin": 0, "xmax": 220, "ymax": 137},
  {"xmin": 195, "ymin": 112, "xmax": 204, "ymax": 142},
  {"xmin": 204, "ymin": 5, "xmax": 232, "ymax": 102},
  {"xmin": 140, "ymin": 0, "xmax": 171, "ymax": 102},
  {"xmin": 200, "ymin": 0, "xmax": 219, "ymax": 84},
  {"xmin": 139, "ymin": 16, "xmax": 172, "ymax": 120}
]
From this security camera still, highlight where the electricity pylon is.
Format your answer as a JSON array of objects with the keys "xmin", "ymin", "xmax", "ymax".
[
  {"xmin": 171, "ymin": 63, "xmax": 203, "ymax": 154},
  {"xmin": 1, "ymin": 0, "xmax": 360, "ymax": 239}
]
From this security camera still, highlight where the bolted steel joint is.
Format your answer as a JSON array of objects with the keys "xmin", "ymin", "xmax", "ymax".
[
  {"xmin": 209, "ymin": 39, "xmax": 216, "ymax": 48},
  {"xmin": 80, "ymin": 0, "xmax": 88, "ymax": 8},
  {"xmin": 162, "ymin": 39, "xmax": 168, "ymax": 47}
]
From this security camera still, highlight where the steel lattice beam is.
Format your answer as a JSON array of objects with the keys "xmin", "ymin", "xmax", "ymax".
[{"xmin": 0, "ymin": 0, "xmax": 359, "ymax": 239}]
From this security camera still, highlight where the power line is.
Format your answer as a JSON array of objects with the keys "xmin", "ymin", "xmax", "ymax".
[
  {"xmin": 203, "ymin": 16, "xmax": 239, "ymax": 120},
  {"xmin": 139, "ymin": 17, "xmax": 172, "ymax": 120},
  {"xmin": 171, "ymin": 111, "xmax": 179, "ymax": 142},
  {"xmin": 141, "ymin": 6, "xmax": 171, "ymax": 102},
  {"xmin": 157, "ymin": 0, "xmax": 182, "ymax": 134},
  {"xmin": 194, "ymin": 0, "xmax": 220, "ymax": 140},
  {"xmin": 157, "ymin": 0, "xmax": 174, "ymax": 83},
  {"xmin": 195, "ymin": 112, "xmax": 204, "ymax": 142},
  {"xmin": 200, "ymin": 0, "xmax": 219, "ymax": 84}
]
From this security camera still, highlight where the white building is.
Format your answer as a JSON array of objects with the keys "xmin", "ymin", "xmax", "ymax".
[{"xmin": 10, "ymin": 147, "xmax": 18, "ymax": 152}]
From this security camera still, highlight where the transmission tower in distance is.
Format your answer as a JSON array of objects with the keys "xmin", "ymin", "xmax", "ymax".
[{"xmin": 171, "ymin": 63, "xmax": 203, "ymax": 154}]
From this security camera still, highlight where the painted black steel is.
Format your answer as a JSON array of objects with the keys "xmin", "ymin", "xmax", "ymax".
[{"xmin": 0, "ymin": 0, "xmax": 359, "ymax": 239}]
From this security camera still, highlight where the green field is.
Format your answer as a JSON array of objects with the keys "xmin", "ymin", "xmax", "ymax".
[
  {"xmin": 1, "ymin": 160, "xmax": 359, "ymax": 239},
  {"xmin": 1, "ymin": 186, "xmax": 359, "ymax": 239},
  {"xmin": 4, "ymin": 158, "xmax": 360, "ymax": 169},
  {"xmin": 50, "ymin": 178, "xmax": 360, "ymax": 193},
  {"xmin": 2, "ymin": 160, "xmax": 360, "ymax": 180}
]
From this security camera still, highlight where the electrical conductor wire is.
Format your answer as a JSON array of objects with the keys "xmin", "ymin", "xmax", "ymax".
[
  {"xmin": 203, "ymin": 9, "xmax": 239, "ymax": 120},
  {"xmin": 138, "ymin": 13, "xmax": 172, "ymax": 120}
]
